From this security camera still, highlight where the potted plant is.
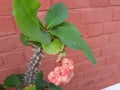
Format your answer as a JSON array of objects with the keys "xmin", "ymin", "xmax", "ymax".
[{"xmin": 0, "ymin": 0, "xmax": 96, "ymax": 90}]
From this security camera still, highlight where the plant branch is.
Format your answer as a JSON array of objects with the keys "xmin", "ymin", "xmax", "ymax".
[{"xmin": 23, "ymin": 45, "xmax": 43, "ymax": 87}]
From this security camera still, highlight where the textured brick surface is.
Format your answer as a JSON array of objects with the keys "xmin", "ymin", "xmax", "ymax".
[
  {"xmin": 110, "ymin": 0, "xmax": 120, "ymax": 5},
  {"xmin": 52, "ymin": 0, "xmax": 90, "ymax": 8},
  {"xmin": 39, "ymin": 0, "xmax": 51, "ymax": 10},
  {"xmin": 113, "ymin": 7, "xmax": 120, "ymax": 20},
  {"xmin": 2, "ymin": 51, "xmax": 26, "ymax": 67},
  {"xmin": 0, "ymin": 16, "xmax": 16, "ymax": 36},
  {"xmin": 0, "ymin": 0, "xmax": 13, "ymax": 15},
  {"xmin": 0, "ymin": 0, "xmax": 120, "ymax": 90},
  {"xmin": 80, "ymin": 8, "xmax": 113, "ymax": 24},
  {"xmin": 90, "ymin": 0, "xmax": 109, "ymax": 7}
]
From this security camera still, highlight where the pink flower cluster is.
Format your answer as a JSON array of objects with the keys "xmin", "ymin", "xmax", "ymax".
[{"xmin": 48, "ymin": 58, "xmax": 74, "ymax": 85}]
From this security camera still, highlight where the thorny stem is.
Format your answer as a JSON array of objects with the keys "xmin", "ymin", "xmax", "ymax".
[{"xmin": 23, "ymin": 45, "xmax": 43, "ymax": 87}]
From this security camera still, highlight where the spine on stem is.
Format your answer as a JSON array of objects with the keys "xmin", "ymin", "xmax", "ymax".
[{"xmin": 23, "ymin": 46, "xmax": 43, "ymax": 86}]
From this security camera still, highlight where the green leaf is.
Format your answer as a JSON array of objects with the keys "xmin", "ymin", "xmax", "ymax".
[
  {"xmin": 35, "ymin": 71, "xmax": 49, "ymax": 90},
  {"xmin": 35, "ymin": 80, "xmax": 49, "ymax": 90},
  {"xmin": 13, "ymin": 0, "xmax": 51, "ymax": 44},
  {"xmin": 23, "ymin": 84, "xmax": 36, "ymax": 90},
  {"xmin": 38, "ymin": 18, "xmax": 44, "ymax": 30},
  {"xmin": 36, "ymin": 71, "xmax": 44, "ymax": 80},
  {"xmin": 4, "ymin": 75, "xmax": 21, "ymax": 88},
  {"xmin": 49, "ymin": 83, "xmax": 62, "ymax": 90},
  {"xmin": 45, "ymin": 3, "xmax": 68, "ymax": 28},
  {"xmin": 78, "ymin": 38, "xmax": 96, "ymax": 64},
  {"xmin": 42, "ymin": 38, "xmax": 64, "ymax": 54},
  {"xmin": 20, "ymin": 34, "xmax": 31, "ymax": 46},
  {"xmin": 50, "ymin": 22, "xmax": 81, "ymax": 49},
  {"xmin": 50, "ymin": 22, "xmax": 96, "ymax": 64},
  {"xmin": 33, "ymin": 41, "xmax": 42, "ymax": 47},
  {"xmin": 16, "ymin": 74, "xmax": 24, "ymax": 82}
]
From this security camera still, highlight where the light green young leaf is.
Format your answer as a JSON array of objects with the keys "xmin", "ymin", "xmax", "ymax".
[
  {"xmin": 45, "ymin": 3, "xmax": 68, "ymax": 29},
  {"xmin": 13, "ymin": 0, "xmax": 51, "ymax": 44},
  {"xmin": 23, "ymin": 84, "xmax": 36, "ymax": 90},
  {"xmin": 42, "ymin": 38, "xmax": 64, "ymax": 54}
]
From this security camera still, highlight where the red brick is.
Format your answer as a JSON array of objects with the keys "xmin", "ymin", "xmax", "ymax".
[
  {"xmin": 93, "ymin": 72, "xmax": 113, "ymax": 89},
  {"xmin": 83, "ymin": 70, "xmax": 97, "ymax": 79},
  {"xmin": 101, "ymin": 44, "xmax": 120, "ymax": 56},
  {"xmin": 76, "ymin": 61, "xmax": 95, "ymax": 72},
  {"xmin": 78, "ymin": 25, "xmax": 89, "ymax": 38},
  {"xmin": 67, "ymin": 9, "xmax": 81, "ymax": 26},
  {"xmin": 0, "ymin": 0, "xmax": 13, "ymax": 15},
  {"xmin": 39, "ymin": 0, "xmax": 51, "ymax": 10},
  {"xmin": 0, "ymin": 64, "xmax": 27, "ymax": 82},
  {"xmin": 103, "ymin": 21, "xmax": 120, "ymax": 34},
  {"xmin": 12, "ymin": 17, "xmax": 22, "ymax": 34},
  {"xmin": 80, "ymin": 8, "xmax": 113, "ymax": 24},
  {"xmin": 86, "ymin": 35, "xmax": 109, "ymax": 49},
  {"xmin": 0, "ymin": 16, "xmax": 16, "ymax": 36},
  {"xmin": 0, "ymin": 56, "xmax": 4, "ymax": 68},
  {"xmin": 76, "ymin": 0, "xmax": 90, "ymax": 8},
  {"xmin": 39, "ymin": 57, "xmax": 56, "ymax": 71},
  {"xmin": 110, "ymin": 0, "xmax": 120, "ymax": 5},
  {"xmin": 111, "ymin": 72, "xmax": 120, "ymax": 83},
  {"xmin": 76, "ymin": 80, "xmax": 95, "ymax": 90},
  {"xmin": 113, "ymin": 7, "xmax": 120, "ymax": 20},
  {"xmin": 90, "ymin": 0, "xmax": 109, "ymax": 7},
  {"xmin": 24, "ymin": 48, "xmax": 33, "ymax": 62},
  {"xmin": 0, "ymin": 69, "xmax": 13, "ymax": 82},
  {"xmin": 109, "ymin": 33, "xmax": 120, "ymax": 44},
  {"xmin": 95, "ymin": 79, "xmax": 115, "ymax": 90},
  {"xmin": 62, "ymin": 83, "xmax": 78, "ymax": 90},
  {"xmin": 106, "ymin": 53, "xmax": 120, "ymax": 64},
  {"xmin": 93, "ymin": 48, "xmax": 102, "ymax": 58},
  {"xmin": 96, "ymin": 57, "xmax": 106, "ymax": 67},
  {"xmin": 70, "ymin": 73, "xmax": 84, "ymax": 83},
  {"xmin": 66, "ymin": 52, "xmax": 88, "ymax": 64},
  {"xmin": 2, "ymin": 51, "xmax": 26, "ymax": 67},
  {"xmin": 96, "ymin": 63, "xmax": 118, "ymax": 75},
  {"xmin": 0, "ymin": 35, "xmax": 24, "ymax": 53},
  {"xmin": 52, "ymin": 0, "xmax": 90, "ymax": 8},
  {"xmin": 88, "ymin": 23, "xmax": 103, "ymax": 37},
  {"xmin": 38, "ymin": 11, "xmax": 46, "ymax": 24}
]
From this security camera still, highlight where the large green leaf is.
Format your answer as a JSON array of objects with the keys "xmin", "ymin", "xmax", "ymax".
[
  {"xmin": 20, "ymin": 34, "xmax": 31, "ymax": 46},
  {"xmin": 13, "ymin": 0, "xmax": 51, "ymax": 44},
  {"xmin": 42, "ymin": 38, "xmax": 64, "ymax": 54},
  {"xmin": 50, "ymin": 22, "xmax": 81, "ymax": 49},
  {"xmin": 78, "ymin": 38, "xmax": 96, "ymax": 64},
  {"xmin": 36, "ymin": 71, "xmax": 44, "ymax": 80},
  {"xmin": 50, "ymin": 22, "xmax": 96, "ymax": 64},
  {"xmin": 35, "ymin": 80, "xmax": 49, "ymax": 90},
  {"xmin": 45, "ymin": 3, "xmax": 68, "ymax": 28},
  {"xmin": 4, "ymin": 75, "xmax": 22, "ymax": 88}
]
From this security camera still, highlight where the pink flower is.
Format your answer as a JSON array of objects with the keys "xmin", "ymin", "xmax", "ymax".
[
  {"xmin": 62, "ymin": 58, "xmax": 74, "ymax": 70},
  {"xmin": 48, "ymin": 58, "xmax": 74, "ymax": 85}
]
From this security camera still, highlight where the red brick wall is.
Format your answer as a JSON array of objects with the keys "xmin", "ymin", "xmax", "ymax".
[{"xmin": 0, "ymin": 0, "xmax": 120, "ymax": 90}]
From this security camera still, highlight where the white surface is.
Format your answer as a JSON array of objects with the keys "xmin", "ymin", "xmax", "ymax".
[{"xmin": 102, "ymin": 83, "xmax": 120, "ymax": 90}]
